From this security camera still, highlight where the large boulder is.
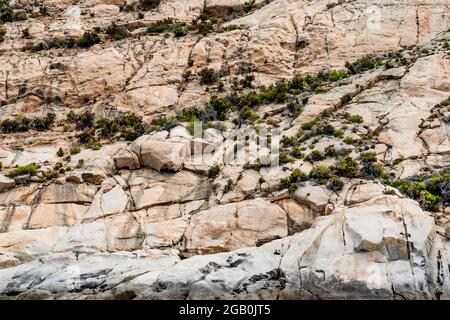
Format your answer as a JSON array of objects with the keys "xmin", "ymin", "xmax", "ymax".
[
  {"xmin": 0, "ymin": 175, "xmax": 14, "ymax": 192},
  {"xmin": 184, "ymin": 198, "xmax": 288, "ymax": 254}
]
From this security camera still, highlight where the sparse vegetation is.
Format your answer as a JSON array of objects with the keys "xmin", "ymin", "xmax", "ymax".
[
  {"xmin": 0, "ymin": 113, "xmax": 56, "ymax": 133},
  {"xmin": 345, "ymin": 55, "xmax": 383, "ymax": 74},
  {"xmin": 199, "ymin": 68, "xmax": 218, "ymax": 85},
  {"xmin": 6, "ymin": 163, "xmax": 38, "ymax": 178}
]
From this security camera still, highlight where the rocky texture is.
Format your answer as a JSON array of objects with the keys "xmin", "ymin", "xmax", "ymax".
[{"xmin": 0, "ymin": 0, "xmax": 449, "ymax": 300}]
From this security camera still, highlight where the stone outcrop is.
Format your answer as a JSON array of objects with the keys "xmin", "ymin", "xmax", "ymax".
[{"xmin": 0, "ymin": 0, "xmax": 449, "ymax": 300}]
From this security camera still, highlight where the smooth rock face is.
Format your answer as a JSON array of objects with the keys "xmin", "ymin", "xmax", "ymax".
[
  {"xmin": 0, "ymin": 175, "xmax": 14, "ymax": 192},
  {"xmin": 0, "ymin": 0, "xmax": 449, "ymax": 300}
]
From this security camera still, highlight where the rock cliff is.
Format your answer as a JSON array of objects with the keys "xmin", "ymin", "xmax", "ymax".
[{"xmin": 0, "ymin": 0, "xmax": 449, "ymax": 299}]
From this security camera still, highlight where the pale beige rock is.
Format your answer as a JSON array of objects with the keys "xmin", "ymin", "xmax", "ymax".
[
  {"xmin": 184, "ymin": 198, "xmax": 287, "ymax": 254},
  {"xmin": 28, "ymin": 203, "xmax": 89, "ymax": 229},
  {"xmin": 0, "ymin": 175, "xmax": 14, "ymax": 192},
  {"xmin": 143, "ymin": 216, "xmax": 190, "ymax": 248},
  {"xmin": 275, "ymin": 198, "xmax": 315, "ymax": 233}
]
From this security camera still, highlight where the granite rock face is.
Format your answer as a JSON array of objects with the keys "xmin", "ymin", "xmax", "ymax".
[{"xmin": 0, "ymin": 0, "xmax": 449, "ymax": 299}]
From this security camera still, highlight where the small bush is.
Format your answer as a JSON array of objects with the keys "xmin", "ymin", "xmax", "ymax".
[
  {"xmin": 76, "ymin": 31, "xmax": 101, "ymax": 48},
  {"xmin": 207, "ymin": 96, "xmax": 231, "ymax": 121},
  {"xmin": 279, "ymin": 152, "xmax": 293, "ymax": 164},
  {"xmin": 335, "ymin": 156, "xmax": 359, "ymax": 178},
  {"xmin": 343, "ymin": 136, "xmax": 355, "ymax": 145},
  {"xmin": 309, "ymin": 166, "xmax": 332, "ymax": 184},
  {"xmin": 6, "ymin": 163, "xmax": 38, "ymax": 178},
  {"xmin": 242, "ymin": 1, "xmax": 253, "ymax": 12},
  {"xmin": 301, "ymin": 121, "xmax": 315, "ymax": 131},
  {"xmin": 327, "ymin": 175, "xmax": 344, "ymax": 191},
  {"xmin": 281, "ymin": 169, "xmax": 307, "ymax": 191},
  {"xmin": 57, "ymin": 147, "xmax": 64, "ymax": 157},
  {"xmin": 138, "ymin": 0, "xmax": 160, "ymax": 11},
  {"xmin": 241, "ymin": 74, "xmax": 254, "ymax": 88},
  {"xmin": 307, "ymin": 150, "xmax": 324, "ymax": 162},
  {"xmin": 199, "ymin": 68, "xmax": 217, "ymax": 85},
  {"xmin": 345, "ymin": 55, "xmax": 383, "ymax": 74},
  {"xmin": 348, "ymin": 114, "xmax": 363, "ymax": 123},
  {"xmin": 106, "ymin": 22, "xmax": 129, "ymax": 41},
  {"xmin": 76, "ymin": 159, "xmax": 84, "ymax": 169},
  {"xmin": 208, "ymin": 164, "xmax": 221, "ymax": 178},
  {"xmin": 70, "ymin": 147, "xmax": 81, "ymax": 155},
  {"xmin": 324, "ymin": 145, "xmax": 336, "ymax": 157}
]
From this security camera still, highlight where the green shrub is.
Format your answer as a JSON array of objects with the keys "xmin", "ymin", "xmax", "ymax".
[
  {"xmin": 106, "ymin": 22, "xmax": 129, "ymax": 40},
  {"xmin": 76, "ymin": 159, "xmax": 84, "ymax": 169},
  {"xmin": 138, "ymin": 0, "xmax": 160, "ymax": 10},
  {"xmin": 57, "ymin": 147, "xmax": 64, "ymax": 157},
  {"xmin": 279, "ymin": 152, "xmax": 293, "ymax": 164},
  {"xmin": 6, "ymin": 163, "xmax": 38, "ymax": 178},
  {"xmin": 240, "ymin": 74, "xmax": 254, "ymax": 88},
  {"xmin": 319, "ymin": 69, "xmax": 348, "ymax": 82},
  {"xmin": 324, "ymin": 145, "xmax": 336, "ymax": 157},
  {"xmin": 333, "ymin": 129, "xmax": 344, "ymax": 139},
  {"xmin": 291, "ymin": 147, "xmax": 304, "ymax": 159},
  {"xmin": 281, "ymin": 169, "xmax": 307, "ymax": 191},
  {"xmin": 235, "ymin": 91, "xmax": 261, "ymax": 109},
  {"xmin": 76, "ymin": 31, "xmax": 101, "ymax": 48},
  {"xmin": 327, "ymin": 175, "xmax": 344, "ymax": 191},
  {"xmin": 309, "ymin": 166, "xmax": 332, "ymax": 184},
  {"xmin": 335, "ymin": 156, "xmax": 359, "ymax": 178},
  {"xmin": 147, "ymin": 19, "xmax": 173, "ymax": 33},
  {"xmin": 32, "ymin": 112, "xmax": 56, "ymax": 131},
  {"xmin": 0, "ymin": 24, "xmax": 5, "ymax": 41},
  {"xmin": 343, "ymin": 136, "xmax": 355, "ymax": 145},
  {"xmin": 199, "ymin": 68, "xmax": 217, "ymax": 85},
  {"xmin": 208, "ymin": 164, "xmax": 221, "ymax": 178},
  {"xmin": 345, "ymin": 55, "xmax": 383, "ymax": 74},
  {"xmin": 340, "ymin": 93, "xmax": 352, "ymax": 105},
  {"xmin": 224, "ymin": 24, "xmax": 239, "ymax": 32},
  {"xmin": 287, "ymin": 99, "xmax": 303, "ymax": 116},
  {"xmin": 301, "ymin": 121, "xmax": 315, "ymax": 131},
  {"xmin": 0, "ymin": 116, "xmax": 30, "ymax": 133},
  {"xmin": 22, "ymin": 28, "xmax": 31, "ymax": 39},
  {"xmin": 242, "ymin": 1, "xmax": 253, "ymax": 12},
  {"xmin": 419, "ymin": 190, "xmax": 441, "ymax": 211},
  {"xmin": 70, "ymin": 147, "xmax": 81, "ymax": 155},
  {"xmin": 307, "ymin": 150, "xmax": 324, "ymax": 162},
  {"xmin": 348, "ymin": 114, "xmax": 363, "ymax": 123},
  {"xmin": 207, "ymin": 96, "xmax": 231, "ymax": 121},
  {"xmin": 239, "ymin": 107, "xmax": 258, "ymax": 122}
]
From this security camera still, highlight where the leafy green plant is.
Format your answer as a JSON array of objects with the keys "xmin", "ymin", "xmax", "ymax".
[
  {"xmin": 199, "ymin": 68, "xmax": 217, "ymax": 85},
  {"xmin": 327, "ymin": 175, "xmax": 344, "ymax": 191},
  {"xmin": 348, "ymin": 114, "xmax": 363, "ymax": 123},
  {"xmin": 345, "ymin": 55, "xmax": 383, "ymax": 74},
  {"xmin": 105, "ymin": 22, "xmax": 129, "ymax": 40},
  {"xmin": 281, "ymin": 169, "xmax": 307, "ymax": 191},
  {"xmin": 70, "ymin": 147, "xmax": 81, "ymax": 155},
  {"xmin": 335, "ymin": 156, "xmax": 359, "ymax": 178},
  {"xmin": 76, "ymin": 31, "xmax": 101, "ymax": 48},
  {"xmin": 6, "ymin": 163, "xmax": 38, "ymax": 178},
  {"xmin": 208, "ymin": 164, "xmax": 221, "ymax": 178},
  {"xmin": 309, "ymin": 166, "xmax": 332, "ymax": 184}
]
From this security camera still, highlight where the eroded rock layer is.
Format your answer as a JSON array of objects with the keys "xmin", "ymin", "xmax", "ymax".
[{"xmin": 0, "ymin": 0, "xmax": 449, "ymax": 299}]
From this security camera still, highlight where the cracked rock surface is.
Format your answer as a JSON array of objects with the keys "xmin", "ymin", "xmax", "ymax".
[{"xmin": 0, "ymin": 0, "xmax": 449, "ymax": 299}]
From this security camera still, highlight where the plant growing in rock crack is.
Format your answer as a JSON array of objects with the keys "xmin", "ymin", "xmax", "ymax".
[
  {"xmin": 199, "ymin": 68, "xmax": 218, "ymax": 85},
  {"xmin": 281, "ymin": 169, "xmax": 308, "ymax": 191},
  {"xmin": 208, "ymin": 164, "xmax": 221, "ymax": 178},
  {"xmin": 6, "ymin": 163, "xmax": 38, "ymax": 178},
  {"xmin": 327, "ymin": 175, "xmax": 344, "ymax": 191}
]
